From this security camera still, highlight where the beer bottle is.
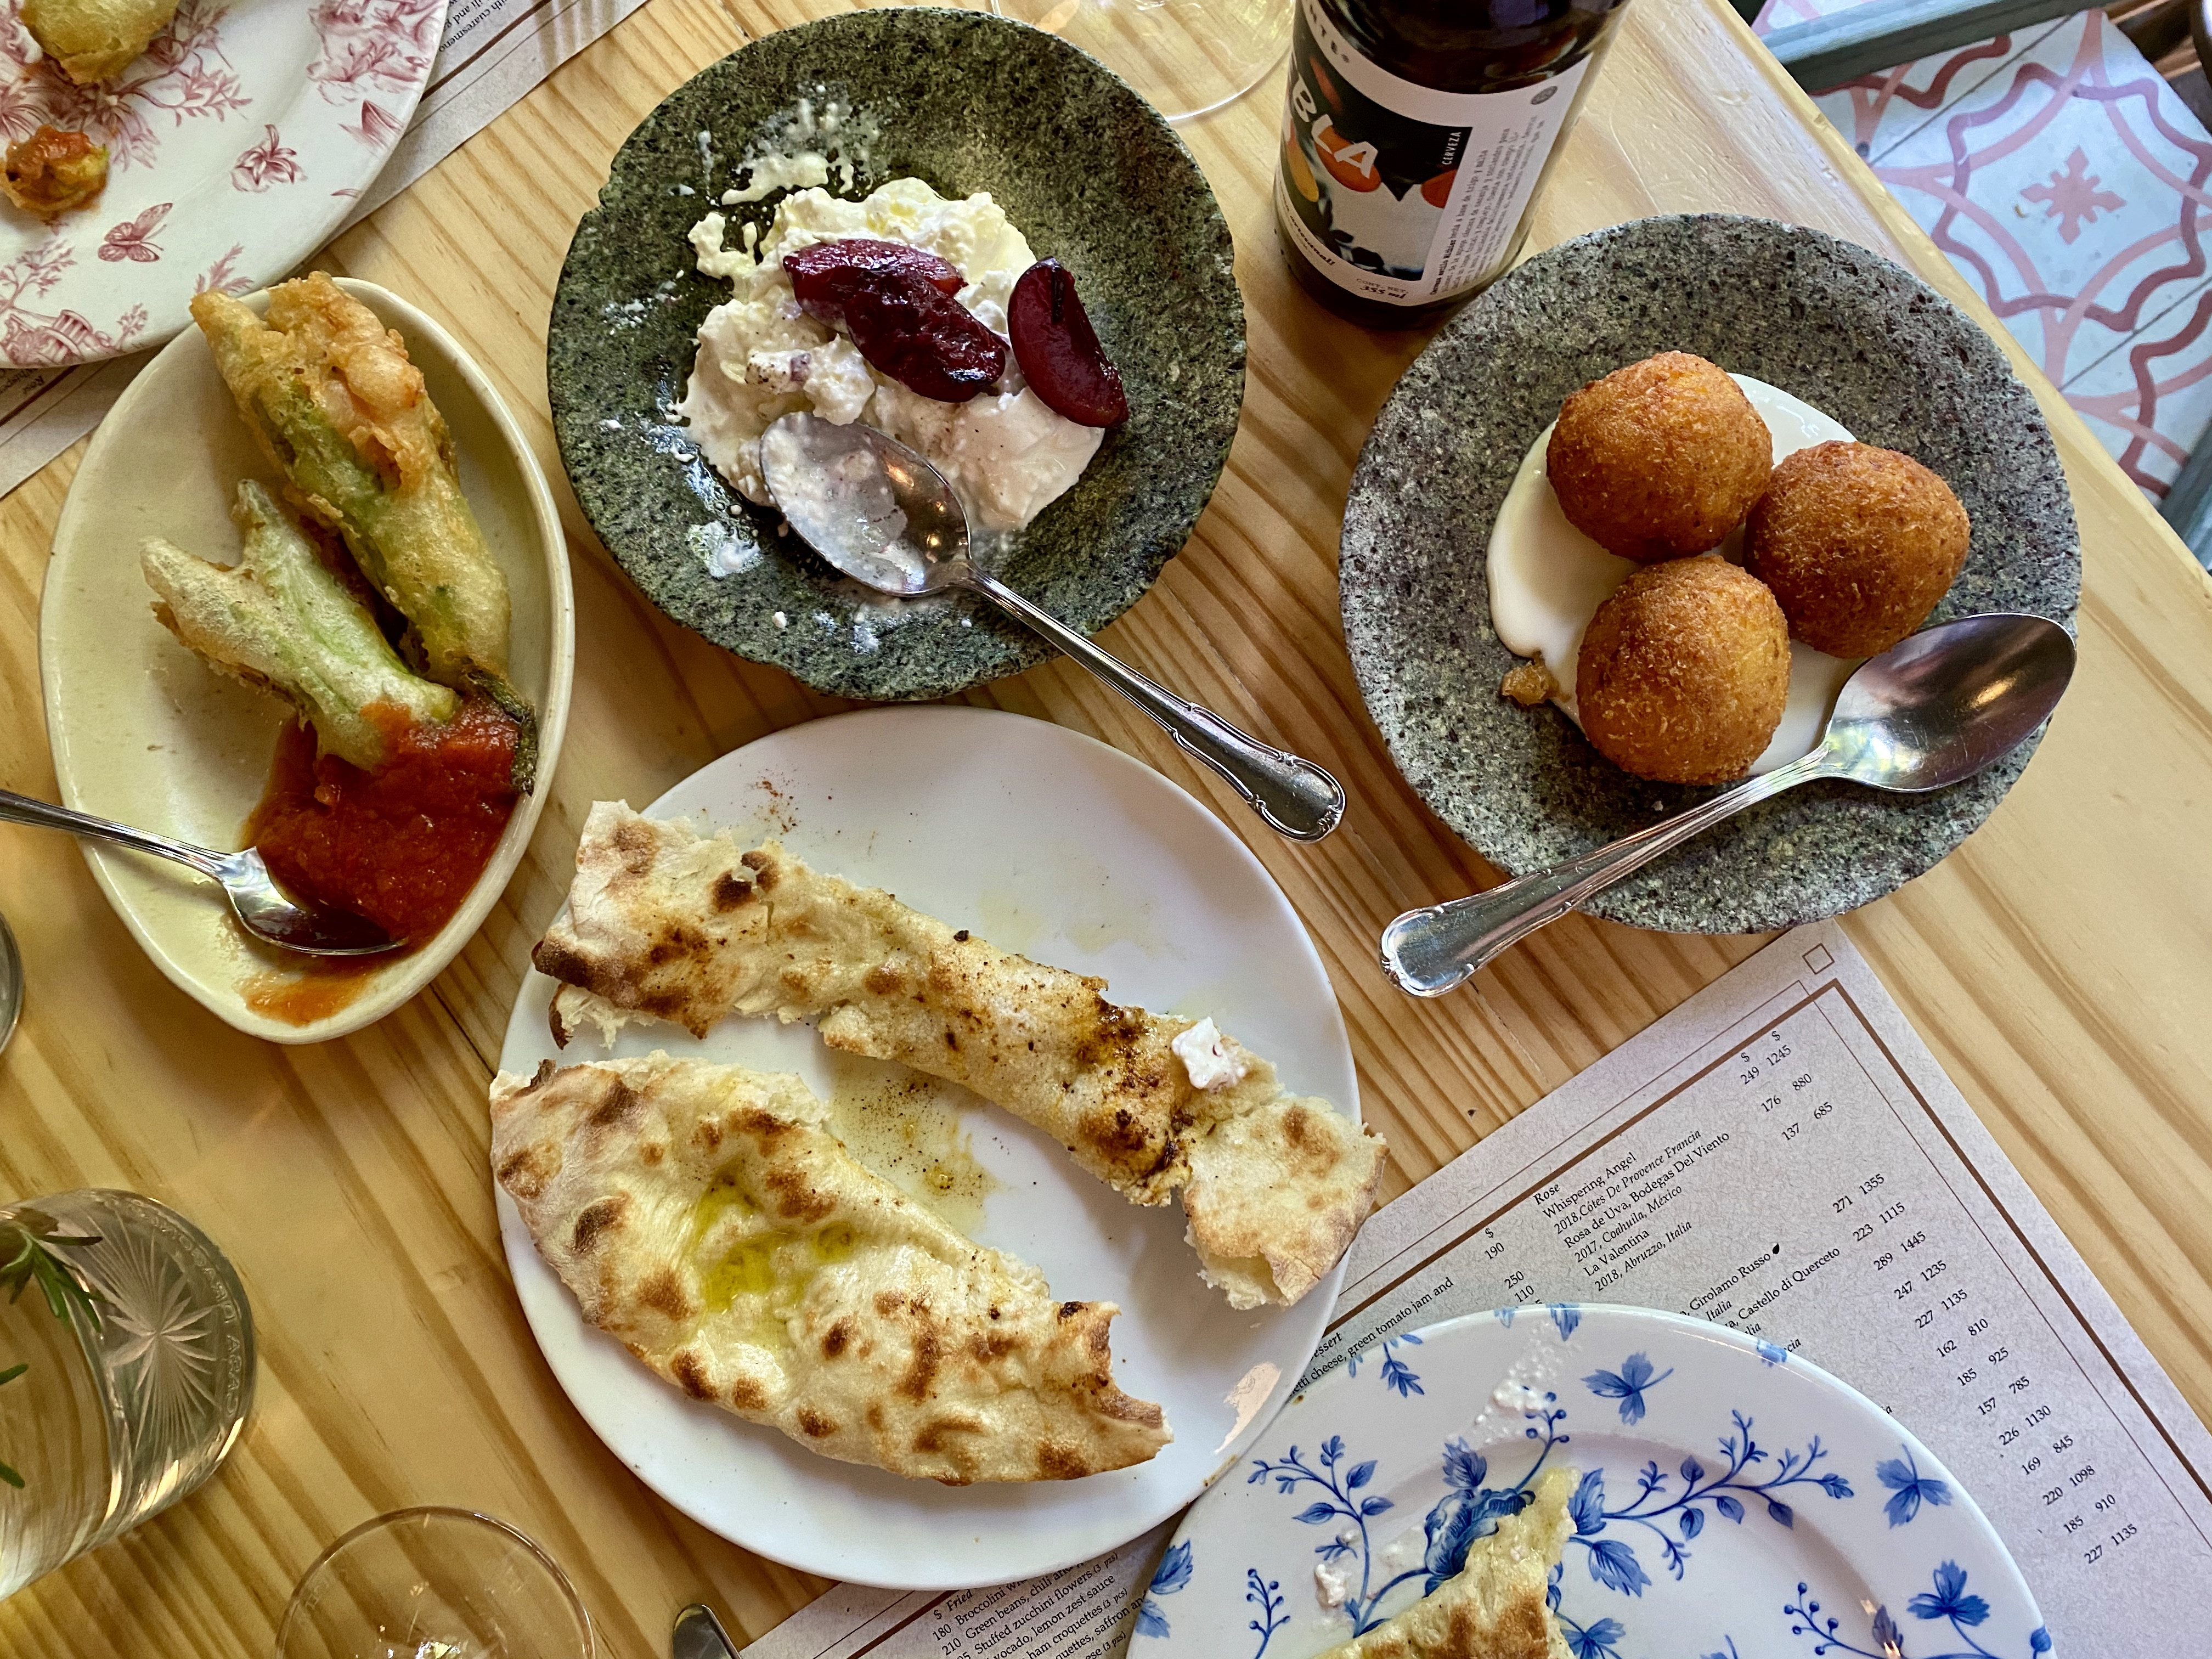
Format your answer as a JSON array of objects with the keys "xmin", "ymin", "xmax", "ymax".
[{"xmin": 1274, "ymin": 0, "xmax": 1631, "ymax": 330}]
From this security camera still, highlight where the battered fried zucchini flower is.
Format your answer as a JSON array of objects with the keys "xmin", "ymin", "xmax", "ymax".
[
  {"xmin": 142, "ymin": 481, "xmax": 458, "ymax": 774},
  {"xmin": 188, "ymin": 273, "xmax": 537, "ymax": 787}
]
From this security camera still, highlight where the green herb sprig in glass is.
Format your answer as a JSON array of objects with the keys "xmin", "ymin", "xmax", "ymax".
[{"xmin": 0, "ymin": 1210, "xmax": 104, "ymax": 1489}]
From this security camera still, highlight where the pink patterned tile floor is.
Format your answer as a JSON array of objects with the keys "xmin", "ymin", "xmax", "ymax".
[{"xmin": 1752, "ymin": 2, "xmax": 2212, "ymax": 555}]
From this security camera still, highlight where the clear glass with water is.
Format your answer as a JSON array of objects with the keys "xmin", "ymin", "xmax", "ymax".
[{"xmin": 0, "ymin": 1189, "xmax": 255, "ymax": 1600}]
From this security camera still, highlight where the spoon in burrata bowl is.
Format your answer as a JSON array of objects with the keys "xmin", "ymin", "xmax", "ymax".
[
  {"xmin": 1379, "ymin": 612, "xmax": 2076, "ymax": 996},
  {"xmin": 759, "ymin": 411, "xmax": 1346, "ymax": 842}
]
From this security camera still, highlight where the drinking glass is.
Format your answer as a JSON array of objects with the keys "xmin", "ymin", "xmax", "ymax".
[
  {"xmin": 990, "ymin": 0, "xmax": 1292, "ymax": 121},
  {"xmin": 0, "ymin": 910, "xmax": 21, "ymax": 1056},
  {"xmin": 0, "ymin": 1188, "xmax": 256, "ymax": 1599},
  {"xmin": 276, "ymin": 1508, "xmax": 595, "ymax": 1659}
]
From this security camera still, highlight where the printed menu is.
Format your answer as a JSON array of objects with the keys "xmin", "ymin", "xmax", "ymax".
[{"xmin": 740, "ymin": 921, "xmax": 2212, "ymax": 1659}]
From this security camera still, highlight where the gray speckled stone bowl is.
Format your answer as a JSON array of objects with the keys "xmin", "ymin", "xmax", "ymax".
[
  {"xmin": 1340, "ymin": 215, "xmax": 2080, "ymax": 934},
  {"xmin": 547, "ymin": 9, "xmax": 1244, "ymax": 701}
]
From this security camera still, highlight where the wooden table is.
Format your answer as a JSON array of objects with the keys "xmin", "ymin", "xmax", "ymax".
[{"xmin": 4, "ymin": 1, "xmax": 2209, "ymax": 1653}]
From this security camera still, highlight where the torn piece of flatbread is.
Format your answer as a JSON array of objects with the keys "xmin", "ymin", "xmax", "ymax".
[
  {"xmin": 490, "ymin": 1052, "xmax": 1170, "ymax": 1484},
  {"xmin": 529, "ymin": 801, "xmax": 1386, "ymax": 1309},
  {"xmin": 1315, "ymin": 1466, "xmax": 1576, "ymax": 1659}
]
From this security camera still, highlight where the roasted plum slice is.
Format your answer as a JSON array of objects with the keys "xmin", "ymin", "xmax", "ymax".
[
  {"xmin": 785, "ymin": 238, "xmax": 964, "ymax": 325},
  {"xmin": 837, "ymin": 267, "xmax": 1008, "ymax": 403},
  {"xmin": 1008, "ymin": 259, "xmax": 1127, "ymax": 427}
]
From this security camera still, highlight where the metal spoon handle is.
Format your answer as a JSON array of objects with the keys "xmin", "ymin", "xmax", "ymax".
[
  {"xmin": 1380, "ymin": 749, "xmax": 1833, "ymax": 996},
  {"xmin": 963, "ymin": 571, "xmax": 1346, "ymax": 842},
  {"xmin": 0, "ymin": 787, "xmax": 229, "ymax": 878},
  {"xmin": 673, "ymin": 1605, "xmax": 741, "ymax": 1659}
]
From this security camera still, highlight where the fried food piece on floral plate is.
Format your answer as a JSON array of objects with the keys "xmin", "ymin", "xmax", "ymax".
[
  {"xmin": 189, "ymin": 273, "xmax": 537, "ymax": 786},
  {"xmin": 22, "ymin": 0, "xmax": 179, "ymax": 83},
  {"xmin": 1, "ymin": 126, "xmax": 107, "ymax": 215}
]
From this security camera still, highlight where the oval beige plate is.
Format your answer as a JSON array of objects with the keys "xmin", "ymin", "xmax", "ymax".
[{"xmin": 39, "ymin": 279, "xmax": 574, "ymax": 1045}]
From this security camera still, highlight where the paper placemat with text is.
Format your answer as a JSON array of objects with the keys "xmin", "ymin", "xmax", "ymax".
[{"xmin": 740, "ymin": 921, "xmax": 2212, "ymax": 1659}]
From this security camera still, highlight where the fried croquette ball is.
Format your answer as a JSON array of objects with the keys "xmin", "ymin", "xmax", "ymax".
[
  {"xmin": 1547, "ymin": 352, "xmax": 1773, "ymax": 562},
  {"xmin": 1746, "ymin": 440, "xmax": 1970, "ymax": 659},
  {"xmin": 1577, "ymin": 559, "xmax": 1791, "ymax": 784}
]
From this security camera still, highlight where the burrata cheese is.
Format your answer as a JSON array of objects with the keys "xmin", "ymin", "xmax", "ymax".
[{"xmin": 676, "ymin": 177, "xmax": 1104, "ymax": 537}]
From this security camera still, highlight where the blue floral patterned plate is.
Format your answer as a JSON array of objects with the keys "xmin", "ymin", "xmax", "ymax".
[{"xmin": 1138, "ymin": 1306, "xmax": 2047, "ymax": 1659}]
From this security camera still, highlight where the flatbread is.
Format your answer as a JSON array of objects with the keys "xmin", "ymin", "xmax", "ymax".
[
  {"xmin": 489, "ymin": 1052, "xmax": 1170, "ymax": 1484},
  {"xmin": 1314, "ymin": 1466, "xmax": 1576, "ymax": 1659},
  {"xmin": 530, "ymin": 802, "xmax": 1386, "ymax": 1308}
]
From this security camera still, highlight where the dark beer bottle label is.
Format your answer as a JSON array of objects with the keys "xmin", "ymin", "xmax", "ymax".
[{"xmin": 1276, "ymin": 0, "xmax": 1590, "ymax": 308}]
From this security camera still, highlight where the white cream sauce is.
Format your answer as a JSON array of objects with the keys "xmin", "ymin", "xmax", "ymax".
[
  {"xmin": 1491, "ymin": 1380, "xmax": 1552, "ymax": 1414},
  {"xmin": 1314, "ymin": 1530, "xmax": 1360, "ymax": 1609},
  {"xmin": 1466, "ymin": 1347, "xmax": 1565, "ymax": 1443},
  {"xmin": 1171, "ymin": 1017, "xmax": 1248, "ymax": 1091},
  {"xmin": 1486, "ymin": 375, "xmax": 1862, "ymax": 776}
]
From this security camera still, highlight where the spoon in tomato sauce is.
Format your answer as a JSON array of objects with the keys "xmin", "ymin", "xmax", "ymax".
[{"xmin": 0, "ymin": 788, "xmax": 399, "ymax": 955}]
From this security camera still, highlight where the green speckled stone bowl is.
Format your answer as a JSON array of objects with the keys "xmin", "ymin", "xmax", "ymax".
[
  {"xmin": 547, "ymin": 9, "xmax": 1245, "ymax": 701},
  {"xmin": 1340, "ymin": 215, "xmax": 2081, "ymax": 935}
]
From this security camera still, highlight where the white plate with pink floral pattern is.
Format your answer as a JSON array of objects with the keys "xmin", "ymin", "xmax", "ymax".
[{"xmin": 0, "ymin": 0, "xmax": 446, "ymax": 365}]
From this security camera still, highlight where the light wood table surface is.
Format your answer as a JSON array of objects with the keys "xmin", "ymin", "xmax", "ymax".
[{"xmin": 4, "ymin": 1, "xmax": 2210, "ymax": 1654}]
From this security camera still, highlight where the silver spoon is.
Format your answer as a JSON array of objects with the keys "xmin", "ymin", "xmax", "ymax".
[
  {"xmin": 759, "ymin": 412, "xmax": 1346, "ymax": 842},
  {"xmin": 0, "ymin": 788, "xmax": 400, "ymax": 956},
  {"xmin": 672, "ymin": 1604, "xmax": 740, "ymax": 1659},
  {"xmin": 1380, "ymin": 612, "xmax": 2075, "ymax": 996}
]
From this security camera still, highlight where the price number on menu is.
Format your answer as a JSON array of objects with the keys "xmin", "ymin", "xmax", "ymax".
[
  {"xmin": 1738, "ymin": 1037, "xmax": 1793, "ymax": 1087},
  {"xmin": 1750, "ymin": 1043, "xmax": 1832, "ymax": 1142},
  {"xmin": 2030, "ymin": 1459, "xmax": 2090, "ymax": 1507},
  {"xmin": 1950, "ymin": 1342, "xmax": 2016, "ymax": 1387},
  {"xmin": 1892, "ymin": 1261, "xmax": 1950, "ymax": 1301},
  {"xmin": 2044, "ymin": 1435, "xmax": 2125, "ymax": 1557},
  {"xmin": 1778, "ymin": 1091, "xmax": 1835, "ymax": 1144},
  {"xmin": 1835, "ymin": 1172, "xmax": 1887, "ymax": 1214},
  {"xmin": 2079, "ymin": 1490, "xmax": 2136, "ymax": 1565}
]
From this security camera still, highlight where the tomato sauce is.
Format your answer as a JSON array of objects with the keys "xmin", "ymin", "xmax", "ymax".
[
  {"xmin": 246, "ymin": 701, "xmax": 520, "ymax": 947},
  {"xmin": 241, "ymin": 961, "xmax": 375, "ymax": 1026}
]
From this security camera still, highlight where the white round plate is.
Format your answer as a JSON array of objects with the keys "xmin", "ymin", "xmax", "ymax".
[
  {"xmin": 40, "ymin": 276, "xmax": 573, "ymax": 1043},
  {"xmin": 495, "ymin": 706, "xmax": 1362, "ymax": 1589},
  {"xmin": 0, "ymin": 0, "xmax": 446, "ymax": 365},
  {"xmin": 1139, "ymin": 1306, "xmax": 2048, "ymax": 1659}
]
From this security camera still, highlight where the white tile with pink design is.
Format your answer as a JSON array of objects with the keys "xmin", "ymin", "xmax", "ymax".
[{"xmin": 1755, "ymin": 0, "xmax": 2212, "ymax": 546}]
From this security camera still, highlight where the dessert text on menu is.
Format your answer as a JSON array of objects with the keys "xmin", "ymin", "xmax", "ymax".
[{"xmin": 740, "ymin": 922, "xmax": 2212, "ymax": 1659}]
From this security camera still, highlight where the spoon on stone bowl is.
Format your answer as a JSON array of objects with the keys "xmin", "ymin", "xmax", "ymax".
[
  {"xmin": 760, "ymin": 412, "xmax": 1346, "ymax": 842},
  {"xmin": 0, "ymin": 788, "xmax": 399, "ymax": 956},
  {"xmin": 1380, "ymin": 611, "xmax": 2075, "ymax": 997}
]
